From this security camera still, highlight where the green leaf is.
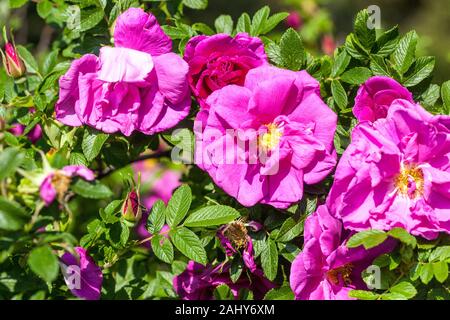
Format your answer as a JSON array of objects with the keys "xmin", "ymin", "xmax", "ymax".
[
  {"xmin": 236, "ymin": 13, "xmax": 251, "ymax": 34},
  {"xmin": 264, "ymin": 285, "xmax": 294, "ymax": 300},
  {"xmin": 375, "ymin": 26, "xmax": 399, "ymax": 57},
  {"xmin": 69, "ymin": 152, "xmax": 88, "ymax": 167},
  {"xmin": 370, "ymin": 55, "xmax": 391, "ymax": 77},
  {"xmin": 37, "ymin": 0, "xmax": 53, "ymax": 19},
  {"xmin": 429, "ymin": 246, "xmax": 450, "ymax": 262},
  {"xmin": 9, "ymin": 0, "xmax": 28, "ymax": 9},
  {"xmin": 441, "ymin": 81, "xmax": 450, "ymax": 115},
  {"xmin": 82, "ymin": 128, "xmax": 109, "ymax": 162},
  {"xmin": 170, "ymin": 227, "xmax": 207, "ymax": 265},
  {"xmin": 79, "ymin": 7, "xmax": 104, "ymax": 32},
  {"xmin": 392, "ymin": 30, "xmax": 418, "ymax": 75},
  {"xmin": 261, "ymin": 239, "xmax": 278, "ymax": 281},
  {"xmin": 387, "ymin": 228, "xmax": 416, "ymax": 247},
  {"xmin": 403, "ymin": 56, "xmax": 435, "ymax": 87},
  {"xmin": 347, "ymin": 230, "xmax": 388, "ymax": 249},
  {"xmin": 148, "ymin": 200, "xmax": 166, "ymax": 234},
  {"xmin": 390, "ymin": 281, "xmax": 417, "ymax": 299},
  {"xmin": 184, "ymin": 205, "xmax": 240, "ymax": 228},
  {"xmin": 230, "ymin": 258, "xmax": 243, "ymax": 283},
  {"xmin": 341, "ymin": 67, "xmax": 372, "ymax": 85},
  {"xmin": 182, "ymin": 0, "xmax": 208, "ymax": 10},
  {"xmin": 354, "ymin": 10, "xmax": 376, "ymax": 49},
  {"xmin": 275, "ymin": 218, "xmax": 303, "ymax": 243},
  {"xmin": 215, "ymin": 15, "xmax": 233, "ymax": 35},
  {"xmin": 192, "ymin": 23, "xmax": 215, "ymax": 36},
  {"xmin": 214, "ymin": 284, "xmax": 233, "ymax": 300},
  {"xmin": 420, "ymin": 263, "xmax": 434, "ymax": 285},
  {"xmin": 420, "ymin": 84, "xmax": 440, "ymax": 108},
  {"xmin": 0, "ymin": 197, "xmax": 28, "ymax": 231},
  {"xmin": 261, "ymin": 12, "xmax": 289, "ymax": 35},
  {"xmin": 16, "ymin": 45, "xmax": 39, "ymax": 75},
  {"xmin": 28, "ymin": 245, "xmax": 59, "ymax": 283},
  {"xmin": 250, "ymin": 6, "xmax": 270, "ymax": 36},
  {"xmin": 72, "ymin": 180, "xmax": 113, "ymax": 199},
  {"xmin": 432, "ymin": 261, "xmax": 449, "ymax": 283},
  {"xmin": 151, "ymin": 235, "xmax": 174, "ymax": 264},
  {"xmin": 331, "ymin": 80, "xmax": 348, "ymax": 110},
  {"xmin": 0, "ymin": 147, "xmax": 24, "ymax": 180},
  {"xmin": 166, "ymin": 185, "xmax": 192, "ymax": 228},
  {"xmin": 331, "ymin": 50, "xmax": 351, "ymax": 77},
  {"xmin": 279, "ymin": 28, "xmax": 305, "ymax": 71},
  {"xmin": 348, "ymin": 290, "xmax": 379, "ymax": 300}
]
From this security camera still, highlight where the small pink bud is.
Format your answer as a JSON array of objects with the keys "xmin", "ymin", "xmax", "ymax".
[
  {"xmin": 2, "ymin": 42, "xmax": 26, "ymax": 78},
  {"xmin": 285, "ymin": 12, "xmax": 303, "ymax": 30},
  {"xmin": 122, "ymin": 189, "xmax": 142, "ymax": 223}
]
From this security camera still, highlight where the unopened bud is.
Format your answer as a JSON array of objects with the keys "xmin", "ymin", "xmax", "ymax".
[
  {"xmin": 2, "ymin": 42, "xmax": 26, "ymax": 78},
  {"xmin": 122, "ymin": 189, "xmax": 142, "ymax": 223}
]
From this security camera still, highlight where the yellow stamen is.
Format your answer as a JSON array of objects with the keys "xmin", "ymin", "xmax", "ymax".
[
  {"xmin": 395, "ymin": 164, "xmax": 424, "ymax": 199},
  {"xmin": 259, "ymin": 123, "xmax": 282, "ymax": 151},
  {"xmin": 327, "ymin": 263, "xmax": 354, "ymax": 286},
  {"xmin": 51, "ymin": 171, "xmax": 72, "ymax": 201}
]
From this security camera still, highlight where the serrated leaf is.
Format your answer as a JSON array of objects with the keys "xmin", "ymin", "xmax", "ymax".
[
  {"xmin": 28, "ymin": 245, "xmax": 59, "ymax": 283},
  {"xmin": 214, "ymin": 284, "xmax": 233, "ymax": 300},
  {"xmin": 184, "ymin": 205, "xmax": 240, "ymax": 227},
  {"xmin": 441, "ymin": 81, "xmax": 450, "ymax": 115},
  {"xmin": 331, "ymin": 50, "xmax": 351, "ymax": 77},
  {"xmin": 347, "ymin": 230, "xmax": 388, "ymax": 249},
  {"xmin": 354, "ymin": 10, "xmax": 376, "ymax": 49},
  {"xmin": 432, "ymin": 261, "xmax": 448, "ymax": 283},
  {"xmin": 420, "ymin": 263, "xmax": 434, "ymax": 285},
  {"xmin": 148, "ymin": 200, "xmax": 165, "ymax": 234},
  {"xmin": 393, "ymin": 30, "xmax": 418, "ymax": 75},
  {"xmin": 37, "ymin": 0, "xmax": 52, "ymax": 19},
  {"xmin": 82, "ymin": 128, "xmax": 109, "ymax": 162},
  {"xmin": 331, "ymin": 80, "xmax": 348, "ymax": 110},
  {"xmin": 79, "ymin": 7, "xmax": 104, "ymax": 32},
  {"xmin": 16, "ymin": 45, "xmax": 39, "ymax": 74},
  {"xmin": 348, "ymin": 290, "xmax": 379, "ymax": 300},
  {"xmin": 236, "ymin": 13, "xmax": 251, "ymax": 34},
  {"xmin": 390, "ymin": 281, "xmax": 417, "ymax": 299},
  {"xmin": 430, "ymin": 246, "xmax": 450, "ymax": 262},
  {"xmin": 403, "ymin": 56, "xmax": 435, "ymax": 87},
  {"xmin": 250, "ymin": 6, "xmax": 270, "ymax": 36},
  {"xmin": 370, "ymin": 55, "xmax": 390, "ymax": 76},
  {"xmin": 215, "ymin": 15, "xmax": 233, "ymax": 35},
  {"xmin": 182, "ymin": 0, "xmax": 208, "ymax": 10},
  {"xmin": 170, "ymin": 227, "xmax": 207, "ymax": 265},
  {"xmin": 387, "ymin": 228, "xmax": 416, "ymax": 247},
  {"xmin": 72, "ymin": 180, "xmax": 113, "ymax": 199},
  {"xmin": 230, "ymin": 258, "xmax": 243, "ymax": 283},
  {"xmin": 341, "ymin": 67, "xmax": 372, "ymax": 85},
  {"xmin": 261, "ymin": 12, "xmax": 289, "ymax": 35},
  {"xmin": 375, "ymin": 26, "xmax": 399, "ymax": 57},
  {"xmin": 264, "ymin": 285, "xmax": 294, "ymax": 300},
  {"xmin": 261, "ymin": 239, "xmax": 278, "ymax": 281},
  {"xmin": 276, "ymin": 218, "xmax": 303, "ymax": 242},
  {"xmin": 69, "ymin": 152, "xmax": 88, "ymax": 167},
  {"xmin": 151, "ymin": 235, "xmax": 174, "ymax": 264},
  {"xmin": 279, "ymin": 28, "xmax": 305, "ymax": 70},
  {"xmin": 166, "ymin": 185, "xmax": 192, "ymax": 228}
]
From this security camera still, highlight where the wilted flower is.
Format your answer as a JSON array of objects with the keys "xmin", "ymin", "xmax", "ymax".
[
  {"xmin": 40, "ymin": 165, "xmax": 95, "ymax": 206},
  {"xmin": 328, "ymin": 100, "xmax": 450, "ymax": 240},
  {"xmin": 290, "ymin": 205, "xmax": 396, "ymax": 300},
  {"xmin": 60, "ymin": 247, "xmax": 103, "ymax": 300}
]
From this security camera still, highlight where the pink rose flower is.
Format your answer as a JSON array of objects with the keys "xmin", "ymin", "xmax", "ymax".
[
  {"xmin": 328, "ymin": 100, "xmax": 450, "ymax": 240},
  {"xmin": 290, "ymin": 205, "xmax": 396, "ymax": 300},
  {"xmin": 40, "ymin": 165, "xmax": 95, "ymax": 206},
  {"xmin": 353, "ymin": 76, "xmax": 414, "ymax": 122},
  {"xmin": 10, "ymin": 123, "xmax": 42, "ymax": 144},
  {"xmin": 60, "ymin": 247, "xmax": 103, "ymax": 300},
  {"xmin": 56, "ymin": 8, "xmax": 190, "ymax": 136},
  {"xmin": 173, "ymin": 261, "xmax": 275, "ymax": 300},
  {"xmin": 184, "ymin": 33, "xmax": 267, "ymax": 109},
  {"xmin": 195, "ymin": 66, "xmax": 337, "ymax": 209}
]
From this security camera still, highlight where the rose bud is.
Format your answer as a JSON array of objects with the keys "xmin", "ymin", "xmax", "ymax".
[
  {"xmin": 122, "ymin": 189, "xmax": 142, "ymax": 223},
  {"xmin": 1, "ymin": 42, "xmax": 26, "ymax": 78},
  {"xmin": 285, "ymin": 11, "xmax": 303, "ymax": 30}
]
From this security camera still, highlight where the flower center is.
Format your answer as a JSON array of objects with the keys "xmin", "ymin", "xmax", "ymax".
[
  {"xmin": 51, "ymin": 171, "xmax": 72, "ymax": 201},
  {"xmin": 326, "ymin": 263, "xmax": 354, "ymax": 286},
  {"xmin": 224, "ymin": 220, "xmax": 248, "ymax": 250},
  {"xmin": 259, "ymin": 123, "xmax": 282, "ymax": 151},
  {"xmin": 395, "ymin": 163, "xmax": 424, "ymax": 199}
]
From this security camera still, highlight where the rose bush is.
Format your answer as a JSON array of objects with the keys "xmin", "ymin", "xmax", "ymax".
[{"xmin": 1, "ymin": 1, "xmax": 450, "ymax": 301}]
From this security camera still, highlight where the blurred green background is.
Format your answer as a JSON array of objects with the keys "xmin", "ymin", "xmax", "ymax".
[{"xmin": 2, "ymin": 0, "xmax": 450, "ymax": 82}]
